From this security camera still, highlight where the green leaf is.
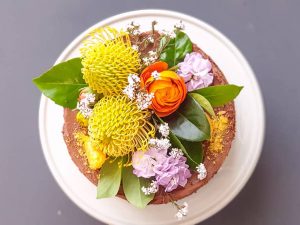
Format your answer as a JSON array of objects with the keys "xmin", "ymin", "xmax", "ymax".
[
  {"xmin": 156, "ymin": 116, "xmax": 203, "ymax": 169},
  {"xmin": 122, "ymin": 166, "xmax": 154, "ymax": 208},
  {"xmin": 97, "ymin": 157, "xmax": 123, "ymax": 199},
  {"xmin": 180, "ymin": 139, "xmax": 204, "ymax": 170},
  {"xmin": 163, "ymin": 95, "xmax": 210, "ymax": 142},
  {"xmin": 159, "ymin": 31, "xmax": 192, "ymax": 67},
  {"xmin": 32, "ymin": 58, "xmax": 87, "ymax": 109},
  {"xmin": 192, "ymin": 85, "xmax": 243, "ymax": 107},
  {"xmin": 189, "ymin": 93, "xmax": 215, "ymax": 117}
]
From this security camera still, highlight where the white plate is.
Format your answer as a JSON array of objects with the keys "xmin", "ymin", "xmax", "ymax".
[{"xmin": 38, "ymin": 10, "xmax": 265, "ymax": 225}]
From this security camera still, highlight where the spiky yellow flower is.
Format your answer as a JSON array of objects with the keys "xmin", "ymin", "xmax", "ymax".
[
  {"xmin": 80, "ymin": 27, "xmax": 141, "ymax": 96},
  {"xmin": 88, "ymin": 95, "xmax": 155, "ymax": 157}
]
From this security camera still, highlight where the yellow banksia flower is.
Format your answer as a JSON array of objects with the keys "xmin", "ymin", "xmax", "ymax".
[
  {"xmin": 80, "ymin": 27, "xmax": 141, "ymax": 96},
  {"xmin": 88, "ymin": 95, "xmax": 155, "ymax": 157}
]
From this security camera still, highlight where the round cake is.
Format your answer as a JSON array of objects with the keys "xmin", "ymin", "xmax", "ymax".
[
  {"xmin": 33, "ymin": 20, "xmax": 242, "ymax": 219},
  {"xmin": 63, "ymin": 31, "xmax": 235, "ymax": 204}
]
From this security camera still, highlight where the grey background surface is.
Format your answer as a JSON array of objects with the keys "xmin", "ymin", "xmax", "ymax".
[{"xmin": 0, "ymin": 0, "xmax": 299, "ymax": 225}]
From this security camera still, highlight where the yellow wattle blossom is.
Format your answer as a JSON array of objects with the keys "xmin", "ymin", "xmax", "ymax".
[
  {"xmin": 80, "ymin": 26, "xmax": 141, "ymax": 96},
  {"xmin": 84, "ymin": 138, "xmax": 106, "ymax": 170},
  {"xmin": 75, "ymin": 133, "xmax": 107, "ymax": 170},
  {"xmin": 88, "ymin": 95, "xmax": 155, "ymax": 157},
  {"xmin": 207, "ymin": 111, "xmax": 229, "ymax": 153}
]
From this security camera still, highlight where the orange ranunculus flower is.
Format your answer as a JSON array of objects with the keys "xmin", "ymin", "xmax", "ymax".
[{"xmin": 140, "ymin": 61, "xmax": 187, "ymax": 117}]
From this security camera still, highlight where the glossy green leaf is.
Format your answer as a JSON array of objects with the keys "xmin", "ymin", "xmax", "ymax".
[
  {"xmin": 32, "ymin": 58, "xmax": 86, "ymax": 109},
  {"xmin": 159, "ymin": 31, "xmax": 192, "ymax": 67},
  {"xmin": 156, "ymin": 116, "xmax": 203, "ymax": 169},
  {"xmin": 97, "ymin": 157, "xmax": 123, "ymax": 199},
  {"xmin": 169, "ymin": 131, "xmax": 198, "ymax": 166},
  {"xmin": 189, "ymin": 93, "xmax": 215, "ymax": 117},
  {"xmin": 122, "ymin": 166, "xmax": 154, "ymax": 208},
  {"xmin": 192, "ymin": 85, "xmax": 243, "ymax": 107},
  {"xmin": 180, "ymin": 139, "xmax": 204, "ymax": 169},
  {"xmin": 163, "ymin": 95, "xmax": 210, "ymax": 142}
]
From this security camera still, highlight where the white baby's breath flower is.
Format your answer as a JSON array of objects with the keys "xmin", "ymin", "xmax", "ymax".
[
  {"xmin": 162, "ymin": 30, "xmax": 176, "ymax": 39},
  {"xmin": 151, "ymin": 70, "xmax": 160, "ymax": 80},
  {"xmin": 132, "ymin": 21, "xmax": 140, "ymax": 27},
  {"xmin": 196, "ymin": 163, "xmax": 207, "ymax": 180},
  {"xmin": 126, "ymin": 24, "xmax": 134, "ymax": 31},
  {"xmin": 174, "ymin": 20, "xmax": 185, "ymax": 30},
  {"xmin": 126, "ymin": 21, "xmax": 141, "ymax": 35},
  {"xmin": 142, "ymin": 57, "xmax": 151, "ymax": 66},
  {"xmin": 136, "ymin": 92, "xmax": 154, "ymax": 110},
  {"xmin": 127, "ymin": 74, "xmax": 140, "ymax": 86},
  {"xmin": 132, "ymin": 45, "xmax": 139, "ymax": 51},
  {"xmin": 123, "ymin": 85, "xmax": 136, "ymax": 100},
  {"xmin": 169, "ymin": 148, "xmax": 183, "ymax": 158},
  {"xmin": 141, "ymin": 180, "xmax": 158, "ymax": 195},
  {"xmin": 175, "ymin": 202, "xmax": 188, "ymax": 220},
  {"xmin": 149, "ymin": 138, "xmax": 171, "ymax": 150},
  {"xmin": 148, "ymin": 56, "xmax": 157, "ymax": 63},
  {"xmin": 132, "ymin": 29, "xmax": 141, "ymax": 36},
  {"xmin": 123, "ymin": 74, "xmax": 141, "ymax": 100},
  {"xmin": 158, "ymin": 123, "xmax": 169, "ymax": 137},
  {"xmin": 147, "ymin": 36, "xmax": 155, "ymax": 43},
  {"xmin": 148, "ymin": 50, "xmax": 157, "ymax": 57},
  {"xmin": 85, "ymin": 93, "xmax": 96, "ymax": 103},
  {"xmin": 77, "ymin": 93, "xmax": 96, "ymax": 118}
]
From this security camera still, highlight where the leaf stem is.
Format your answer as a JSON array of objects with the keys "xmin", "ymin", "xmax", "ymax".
[{"xmin": 169, "ymin": 65, "xmax": 179, "ymax": 71}]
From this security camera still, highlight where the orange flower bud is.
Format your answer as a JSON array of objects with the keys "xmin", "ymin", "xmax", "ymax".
[{"xmin": 140, "ymin": 61, "xmax": 187, "ymax": 117}]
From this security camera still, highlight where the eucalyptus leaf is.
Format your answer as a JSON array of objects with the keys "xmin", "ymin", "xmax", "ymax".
[
  {"xmin": 192, "ymin": 85, "xmax": 243, "ymax": 107},
  {"xmin": 159, "ymin": 31, "xmax": 192, "ymax": 67},
  {"xmin": 32, "ymin": 58, "xmax": 86, "ymax": 109},
  {"xmin": 122, "ymin": 166, "xmax": 154, "ymax": 208},
  {"xmin": 163, "ymin": 95, "xmax": 210, "ymax": 142},
  {"xmin": 189, "ymin": 93, "xmax": 215, "ymax": 117},
  {"xmin": 97, "ymin": 157, "xmax": 123, "ymax": 199}
]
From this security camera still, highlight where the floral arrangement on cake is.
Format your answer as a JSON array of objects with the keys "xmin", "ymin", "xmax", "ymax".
[{"xmin": 33, "ymin": 21, "xmax": 242, "ymax": 220}]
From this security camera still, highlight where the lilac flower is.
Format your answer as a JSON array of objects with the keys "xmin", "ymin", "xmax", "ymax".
[
  {"xmin": 177, "ymin": 52, "xmax": 214, "ymax": 91},
  {"xmin": 132, "ymin": 147, "xmax": 167, "ymax": 178},
  {"xmin": 132, "ymin": 139, "xmax": 191, "ymax": 192},
  {"xmin": 154, "ymin": 154, "xmax": 191, "ymax": 192}
]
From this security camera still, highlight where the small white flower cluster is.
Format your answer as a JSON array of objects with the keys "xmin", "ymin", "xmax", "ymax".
[
  {"xmin": 141, "ymin": 180, "xmax": 159, "ymax": 195},
  {"xmin": 123, "ymin": 74, "xmax": 140, "ymax": 100},
  {"xmin": 158, "ymin": 123, "xmax": 169, "ymax": 137},
  {"xmin": 136, "ymin": 92, "xmax": 154, "ymax": 110},
  {"xmin": 131, "ymin": 45, "xmax": 139, "ymax": 51},
  {"xmin": 147, "ymin": 35, "xmax": 155, "ymax": 43},
  {"xmin": 169, "ymin": 148, "xmax": 184, "ymax": 159},
  {"xmin": 149, "ymin": 137, "xmax": 171, "ymax": 150},
  {"xmin": 126, "ymin": 21, "xmax": 141, "ymax": 36},
  {"xmin": 162, "ymin": 29, "xmax": 176, "ymax": 39},
  {"xmin": 175, "ymin": 202, "xmax": 188, "ymax": 220},
  {"xmin": 196, "ymin": 163, "xmax": 207, "ymax": 180},
  {"xmin": 123, "ymin": 74, "xmax": 154, "ymax": 110},
  {"xmin": 151, "ymin": 70, "xmax": 160, "ymax": 80},
  {"xmin": 77, "ymin": 93, "xmax": 96, "ymax": 118},
  {"xmin": 174, "ymin": 20, "xmax": 185, "ymax": 30},
  {"xmin": 142, "ymin": 50, "xmax": 158, "ymax": 66}
]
